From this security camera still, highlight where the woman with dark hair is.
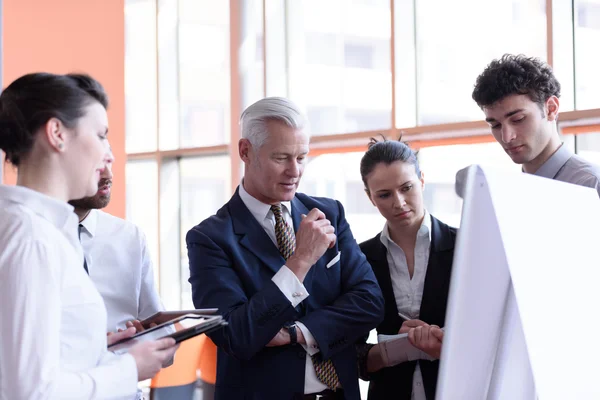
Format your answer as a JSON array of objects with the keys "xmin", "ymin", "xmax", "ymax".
[
  {"xmin": 0, "ymin": 72, "xmax": 177, "ymax": 399},
  {"xmin": 356, "ymin": 137, "xmax": 456, "ymax": 400}
]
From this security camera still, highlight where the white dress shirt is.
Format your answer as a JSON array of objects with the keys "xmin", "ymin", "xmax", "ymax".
[
  {"xmin": 238, "ymin": 183, "xmax": 328, "ymax": 394},
  {"xmin": 0, "ymin": 185, "xmax": 138, "ymax": 400},
  {"xmin": 380, "ymin": 211, "xmax": 432, "ymax": 400},
  {"xmin": 79, "ymin": 209, "xmax": 165, "ymax": 331}
]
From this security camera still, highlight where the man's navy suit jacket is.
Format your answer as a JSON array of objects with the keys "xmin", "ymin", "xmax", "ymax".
[{"xmin": 187, "ymin": 189, "xmax": 385, "ymax": 400}]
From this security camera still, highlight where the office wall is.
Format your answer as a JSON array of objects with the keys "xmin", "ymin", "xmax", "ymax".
[{"xmin": 2, "ymin": 0, "xmax": 126, "ymax": 218}]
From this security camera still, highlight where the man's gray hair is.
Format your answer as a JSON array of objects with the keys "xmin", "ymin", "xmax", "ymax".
[{"xmin": 240, "ymin": 97, "xmax": 309, "ymax": 148}]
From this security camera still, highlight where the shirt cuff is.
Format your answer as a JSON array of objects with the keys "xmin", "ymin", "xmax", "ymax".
[
  {"xmin": 295, "ymin": 321, "xmax": 319, "ymax": 356},
  {"xmin": 406, "ymin": 343, "xmax": 423, "ymax": 361},
  {"xmin": 271, "ymin": 265, "xmax": 309, "ymax": 307}
]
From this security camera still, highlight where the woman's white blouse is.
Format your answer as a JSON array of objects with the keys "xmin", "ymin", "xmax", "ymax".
[{"xmin": 0, "ymin": 185, "xmax": 138, "ymax": 399}]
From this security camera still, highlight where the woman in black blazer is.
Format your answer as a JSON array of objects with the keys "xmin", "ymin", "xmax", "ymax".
[{"xmin": 356, "ymin": 137, "xmax": 457, "ymax": 400}]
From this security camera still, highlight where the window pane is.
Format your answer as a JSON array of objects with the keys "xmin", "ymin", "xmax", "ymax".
[
  {"xmin": 288, "ymin": 0, "xmax": 392, "ymax": 135},
  {"xmin": 574, "ymin": 0, "xmax": 600, "ymax": 109},
  {"xmin": 180, "ymin": 156, "xmax": 232, "ymax": 309},
  {"xmin": 125, "ymin": 0, "xmax": 158, "ymax": 153},
  {"xmin": 394, "ymin": 0, "xmax": 417, "ymax": 128},
  {"xmin": 562, "ymin": 133, "xmax": 576, "ymax": 152},
  {"xmin": 418, "ymin": 141, "xmax": 521, "ymax": 226},
  {"xmin": 416, "ymin": 0, "xmax": 546, "ymax": 125},
  {"xmin": 125, "ymin": 160, "xmax": 159, "ymax": 287},
  {"xmin": 576, "ymin": 132, "xmax": 600, "ymax": 163},
  {"xmin": 158, "ymin": 0, "xmax": 180, "ymax": 151},
  {"xmin": 265, "ymin": 0, "xmax": 288, "ymax": 97},
  {"xmin": 298, "ymin": 152, "xmax": 385, "ymax": 243},
  {"xmin": 552, "ymin": 0, "xmax": 576, "ymax": 112},
  {"xmin": 179, "ymin": 0, "xmax": 231, "ymax": 147},
  {"xmin": 159, "ymin": 160, "xmax": 181, "ymax": 310},
  {"xmin": 241, "ymin": 0, "xmax": 265, "ymax": 109}
]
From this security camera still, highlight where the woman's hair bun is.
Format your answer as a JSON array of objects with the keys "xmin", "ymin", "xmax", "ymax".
[{"xmin": 0, "ymin": 95, "xmax": 32, "ymax": 166}]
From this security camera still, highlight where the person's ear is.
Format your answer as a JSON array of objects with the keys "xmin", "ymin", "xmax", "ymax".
[
  {"xmin": 44, "ymin": 117, "xmax": 67, "ymax": 152},
  {"xmin": 239, "ymin": 139, "xmax": 252, "ymax": 163},
  {"xmin": 546, "ymin": 96, "xmax": 560, "ymax": 122}
]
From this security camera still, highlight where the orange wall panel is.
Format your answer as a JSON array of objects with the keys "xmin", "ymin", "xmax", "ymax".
[{"xmin": 2, "ymin": 0, "xmax": 126, "ymax": 218}]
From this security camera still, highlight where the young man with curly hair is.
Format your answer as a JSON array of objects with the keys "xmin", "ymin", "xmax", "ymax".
[{"xmin": 471, "ymin": 53, "xmax": 600, "ymax": 196}]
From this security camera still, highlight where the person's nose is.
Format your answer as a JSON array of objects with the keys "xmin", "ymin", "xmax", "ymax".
[
  {"xmin": 101, "ymin": 162, "xmax": 113, "ymax": 180},
  {"xmin": 501, "ymin": 125, "xmax": 517, "ymax": 144},
  {"xmin": 392, "ymin": 192, "xmax": 406, "ymax": 209},
  {"xmin": 286, "ymin": 160, "xmax": 300, "ymax": 178}
]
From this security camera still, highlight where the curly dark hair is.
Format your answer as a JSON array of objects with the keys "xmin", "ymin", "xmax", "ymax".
[{"xmin": 472, "ymin": 54, "xmax": 561, "ymax": 109}]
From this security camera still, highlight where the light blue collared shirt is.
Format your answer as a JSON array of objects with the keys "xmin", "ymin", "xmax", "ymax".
[{"xmin": 532, "ymin": 143, "xmax": 600, "ymax": 198}]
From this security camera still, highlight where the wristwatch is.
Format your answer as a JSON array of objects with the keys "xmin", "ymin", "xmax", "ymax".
[{"xmin": 285, "ymin": 323, "xmax": 298, "ymax": 345}]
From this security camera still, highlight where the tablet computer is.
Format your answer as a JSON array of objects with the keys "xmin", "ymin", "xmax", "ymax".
[
  {"xmin": 108, "ymin": 314, "xmax": 226, "ymax": 355},
  {"xmin": 140, "ymin": 308, "xmax": 219, "ymax": 329}
]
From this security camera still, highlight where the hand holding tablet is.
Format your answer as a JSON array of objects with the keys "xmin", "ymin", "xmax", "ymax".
[{"xmin": 108, "ymin": 313, "xmax": 226, "ymax": 355}]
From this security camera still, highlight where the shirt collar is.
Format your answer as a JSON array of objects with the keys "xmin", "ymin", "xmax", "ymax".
[
  {"xmin": 380, "ymin": 209, "xmax": 431, "ymax": 248},
  {"xmin": 531, "ymin": 143, "xmax": 572, "ymax": 179},
  {"xmin": 0, "ymin": 184, "xmax": 77, "ymax": 232},
  {"xmin": 238, "ymin": 181, "xmax": 292, "ymax": 221},
  {"xmin": 79, "ymin": 208, "xmax": 99, "ymax": 238}
]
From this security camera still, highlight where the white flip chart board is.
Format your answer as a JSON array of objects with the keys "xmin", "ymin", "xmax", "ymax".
[{"xmin": 437, "ymin": 165, "xmax": 600, "ymax": 400}]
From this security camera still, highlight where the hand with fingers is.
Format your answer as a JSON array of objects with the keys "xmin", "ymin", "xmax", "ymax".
[
  {"xmin": 124, "ymin": 319, "xmax": 157, "ymax": 333},
  {"xmin": 128, "ymin": 338, "xmax": 179, "ymax": 381},
  {"xmin": 398, "ymin": 319, "xmax": 428, "ymax": 334},
  {"xmin": 108, "ymin": 320, "xmax": 174, "ymax": 368},
  {"xmin": 106, "ymin": 320, "xmax": 152, "ymax": 341},
  {"xmin": 285, "ymin": 208, "xmax": 337, "ymax": 282},
  {"xmin": 106, "ymin": 327, "xmax": 137, "ymax": 346},
  {"xmin": 408, "ymin": 324, "xmax": 444, "ymax": 359}
]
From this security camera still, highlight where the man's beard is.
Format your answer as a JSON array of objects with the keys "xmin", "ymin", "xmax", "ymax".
[{"xmin": 69, "ymin": 179, "xmax": 111, "ymax": 210}]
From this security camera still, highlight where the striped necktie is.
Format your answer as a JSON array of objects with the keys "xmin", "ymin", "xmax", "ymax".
[
  {"xmin": 271, "ymin": 204, "xmax": 295, "ymax": 259},
  {"xmin": 270, "ymin": 204, "xmax": 340, "ymax": 391}
]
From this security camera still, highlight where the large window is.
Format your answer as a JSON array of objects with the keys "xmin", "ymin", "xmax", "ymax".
[
  {"xmin": 125, "ymin": 160, "xmax": 159, "ymax": 284},
  {"xmin": 125, "ymin": 0, "xmax": 157, "ymax": 153},
  {"xmin": 178, "ymin": 0, "xmax": 231, "ymax": 147},
  {"xmin": 415, "ymin": 0, "xmax": 547, "ymax": 125},
  {"xmin": 125, "ymin": 0, "xmax": 600, "ymax": 318},
  {"xmin": 125, "ymin": 0, "xmax": 234, "ymax": 309},
  {"xmin": 287, "ymin": 0, "xmax": 392, "ymax": 135},
  {"xmin": 180, "ymin": 156, "xmax": 231, "ymax": 309}
]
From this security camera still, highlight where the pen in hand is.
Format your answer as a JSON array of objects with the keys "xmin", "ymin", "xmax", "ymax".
[{"xmin": 398, "ymin": 312, "xmax": 413, "ymax": 321}]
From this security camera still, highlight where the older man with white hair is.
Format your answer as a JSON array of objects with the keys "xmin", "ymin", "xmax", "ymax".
[{"xmin": 187, "ymin": 97, "xmax": 384, "ymax": 400}]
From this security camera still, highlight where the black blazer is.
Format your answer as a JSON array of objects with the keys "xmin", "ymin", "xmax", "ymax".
[{"xmin": 359, "ymin": 215, "xmax": 457, "ymax": 400}]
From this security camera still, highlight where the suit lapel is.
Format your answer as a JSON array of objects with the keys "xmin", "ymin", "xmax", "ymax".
[
  {"xmin": 419, "ymin": 216, "xmax": 454, "ymax": 325},
  {"xmin": 290, "ymin": 197, "xmax": 315, "ymax": 295},
  {"xmin": 230, "ymin": 190, "xmax": 285, "ymax": 275},
  {"xmin": 365, "ymin": 237, "xmax": 402, "ymax": 332},
  {"xmin": 290, "ymin": 197, "xmax": 307, "ymax": 233}
]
